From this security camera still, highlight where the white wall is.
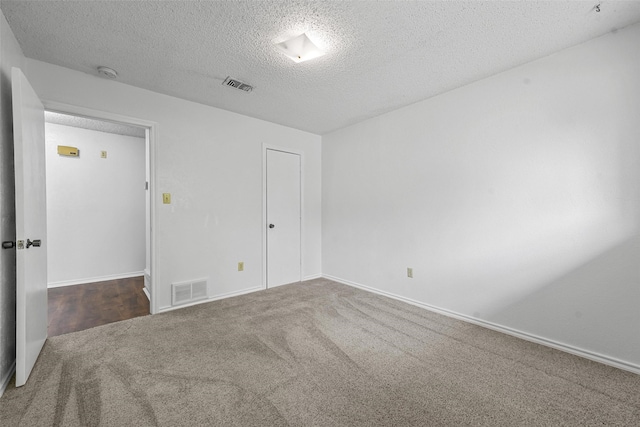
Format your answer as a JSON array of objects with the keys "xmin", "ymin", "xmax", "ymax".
[
  {"xmin": 45, "ymin": 123, "xmax": 146, "ymax": 286},
  {"xmin": 0, "ymin": 9, "xmax": 25, "ymax": 395},
  {"xmin": 322, "ymin": 24, "xmax": 640, "ymax": 370},
  {"xmin": 24, "ymin": 58, "xmax": 322, "ymax": 311}
]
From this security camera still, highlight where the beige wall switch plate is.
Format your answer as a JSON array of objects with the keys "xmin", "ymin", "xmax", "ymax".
[{"xmin": 163, "ymin": 193, "xmax": 171, "ymax": 204}]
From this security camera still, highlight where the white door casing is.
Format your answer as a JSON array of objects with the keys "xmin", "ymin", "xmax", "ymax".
[
  {"xmin": 42, "ymin": 100, "xmax": 158, "ymax": 314},
  {"xmin": 265, "ymin": 148, "xmax": 301, "ymax": 288},
  {"xmin": 12, "ymin": 67, "xmax": 48, "ymax": 387}
]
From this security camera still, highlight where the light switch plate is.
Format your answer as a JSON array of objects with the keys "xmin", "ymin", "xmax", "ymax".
[{"xmin": 163, "ymin": 193, "xmax": 171, "ymax": 204}]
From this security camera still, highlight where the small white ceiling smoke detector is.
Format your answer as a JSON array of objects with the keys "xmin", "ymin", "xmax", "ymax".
[
  {"xmin": 275, "ymin": 33, "xmax": 325, "ymax": 63},
  {"xmin": 97, "ymin": 66, "xmax": 118, "ymax": 79}
]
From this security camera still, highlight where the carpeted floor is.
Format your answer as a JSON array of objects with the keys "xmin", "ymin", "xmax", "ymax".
[{"xmin": 1, "ymin": 278, "xmax": 639, "ymax": 426}]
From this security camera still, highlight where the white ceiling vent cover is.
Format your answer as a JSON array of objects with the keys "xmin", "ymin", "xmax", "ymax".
[
  {"xmin": 172, "ymin": 279, "xmax": 209, "ymax": 306},
  {"xmin": 222, "ymin": 76, "xmax": 253, "ymax": 92}
]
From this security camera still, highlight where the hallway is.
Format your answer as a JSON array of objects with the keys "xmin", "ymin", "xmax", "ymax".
[{"xmin": 48, "ymin": 276, "xmax": 149, "ymax": 337}]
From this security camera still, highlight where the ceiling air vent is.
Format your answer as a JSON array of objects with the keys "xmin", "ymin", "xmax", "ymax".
[{"xmin": 223, "ymin": 76, "xmax": 253, "ymax": 93}]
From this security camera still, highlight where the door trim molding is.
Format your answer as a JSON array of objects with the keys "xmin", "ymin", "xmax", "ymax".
[
  {"xmin": 262, "ymin": 144, "xmax": 304, "ymax": 290},
  {"xmin": 0, "ymin": 361, "xmax": 15, "ymax": 397},
  {"xmin": 41, "ymin": 100, "xmax": 159, "ymax": 315}
]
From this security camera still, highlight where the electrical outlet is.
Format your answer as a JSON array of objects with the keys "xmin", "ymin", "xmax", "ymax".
[
  {"xmin": 162, "ymin": 193, "xmax": 171, "ymax": 204},
  {"xmin": 407, "ymin": 267, "xmax": 413, "ymax": 278},
  {"xmin": 100, "ymin": 150, "xmax": 107, "ymax": 158},
  {"xmin": 238, "ymin": 262, "xmax": 244, "ymax": 272}
]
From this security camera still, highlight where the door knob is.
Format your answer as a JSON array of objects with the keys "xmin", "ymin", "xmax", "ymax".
[
  {"xmin": 26, "ymin": 239, "xmax": 41, "ymax": 249},
  {"xmin": 269, "ymin": 224, "xmax": 275, "ymax": 229},
  {"xmin": 2, "ymin": 241, "xmax": 15, "ymax": 249}
]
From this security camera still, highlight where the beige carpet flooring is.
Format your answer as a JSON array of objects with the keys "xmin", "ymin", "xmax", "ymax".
[{"xmin": 1, "ymin": 278, "xmax": 639, "ymax": 426}]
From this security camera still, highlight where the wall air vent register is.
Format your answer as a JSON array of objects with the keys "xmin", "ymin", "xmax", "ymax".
[{"xmin": 171, "ymin": 279, "xmax": 208, "ymax": 306}]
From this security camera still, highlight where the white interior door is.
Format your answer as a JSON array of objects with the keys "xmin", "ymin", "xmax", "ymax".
[
  {"xmin": 266, "ymin": 149, "xmax": 301, "ymax": 287},
  {"xmin": 12, "ymin": 67, "xmax": 48, "ymax": 387}
]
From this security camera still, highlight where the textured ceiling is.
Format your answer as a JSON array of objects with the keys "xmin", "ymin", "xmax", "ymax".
[
  {"xmin": 2, "ymin": 1, "xmax": 640, "ymax": 135},
  {"xmin": 45, "ymin": 111, "xmax": 146, "ymax": 138}
]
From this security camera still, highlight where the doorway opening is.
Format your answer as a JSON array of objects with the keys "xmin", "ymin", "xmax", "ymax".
[{"xmin": 43, "ymin": 109, "xmax": 154, "ymax": 335}]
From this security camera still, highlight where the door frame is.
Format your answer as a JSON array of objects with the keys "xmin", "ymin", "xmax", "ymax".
[
  {"xmin": 262, "ymin": 143, "xmax": 303, "ymax": 289},
  {"xmin": 41, "ymin": 100, "xmax": 159, "ymax": 314}
]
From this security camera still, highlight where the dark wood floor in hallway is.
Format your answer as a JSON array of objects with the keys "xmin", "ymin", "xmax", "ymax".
[{"xmin": 48, "ymin": 276, "xmax": 150, "ymax": 337}]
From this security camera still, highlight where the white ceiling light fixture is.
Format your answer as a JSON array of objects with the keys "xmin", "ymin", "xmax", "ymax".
[
  {"xmin": 97, "ymin": 66, "xmax": 118, "ymax": 79},
  {"xmin": 275, "ymin": 33, "xmax": 325, "ymax": 63}
]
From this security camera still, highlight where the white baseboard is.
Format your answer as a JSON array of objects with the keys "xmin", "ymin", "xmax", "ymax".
[
  {"xmin": 323, "ymin": 274, "xmax": 640, "ymax": 376},
  {"xmin": 48, "ymin": 271, "xmax": 145, "ymax": 288},
  {"xmin": 158, "ymin": 286, "xmax": 263, "ymax": 313},
  {"xmin": 302, "ymin": 274, "xmax": 322, "ymax": 281},
  {"xmin": 142, "ymin": 287, "xmax": 151, "ymax": 301},
  {"xmin": 0, "ymin": 360, "xmax": 16, "ymax": 398}
]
